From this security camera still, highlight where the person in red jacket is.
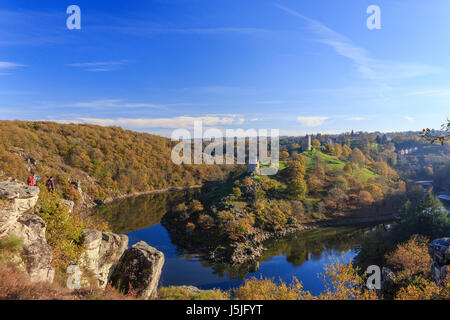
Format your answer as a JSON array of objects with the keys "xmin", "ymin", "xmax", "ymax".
[{"xmin": 26, "ymin": 173, "xmax": 40, "ymax": 186}]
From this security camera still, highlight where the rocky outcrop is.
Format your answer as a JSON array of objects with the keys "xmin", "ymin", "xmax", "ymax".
[
  {"xmin": 80, "ymin": 229, "xmax": 128, "ymax": 288},
  {"xmin": 59, "ymin": 199, "xmax": 75, "ymax": 214},
  {"xmin": 0, "ymin": 181, "xmax": 54, "ymax": 283},
  {"xmin": 429, "ymin": 238, "xmax": 450, "ymax": 284},
  {"xmin": 380, "ymin": 266, "xmax": 396, "ymax": 298},
  {"xmin": 110, "ymin": 241, "xmax": 165, "ymax": 299},
  {"xmin": 0, "ymin": 181, "xmax": 39, "ymax": 238},
  {"xmin": 0, "ymin": 180, "xmax": 165, "ymax": 294}
]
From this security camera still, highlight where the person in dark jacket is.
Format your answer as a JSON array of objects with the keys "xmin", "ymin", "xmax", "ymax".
[{"xmin": 46, "ymin": 176, "xmax": 55, "ymax": 193}]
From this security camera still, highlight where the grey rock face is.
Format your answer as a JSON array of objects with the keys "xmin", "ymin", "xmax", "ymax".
[
  {"xmin": 59, "ymin": 199, "xmax": 75, "ymax": 214},
  {"xmin": 0, "ymin": 181, "xmax": 40, "ymax": 200},
  {"xmin": 110, "ymin": 241, "xmax": 165, "ymax": 299},
  {"xmin": 80, "ymin": 229, "xmax": 128, "ymax": 288},
  {"xmin": 381, "ymin": 266, "xmax": 396, "ymax": 296},
  {"xmin": 0, "ymin": 181, "xmax": 39, "ymax": 238},
  {"xmin": 0, "ymin": 181, "xmax": 54, "ymax": 283},
  {"xmin": 429, "ymin": 238, "xmax": 450, "ymax": 283},
  {"xmin": 429, "ymin": 238, "xmax": 450, "ymax": 265}
]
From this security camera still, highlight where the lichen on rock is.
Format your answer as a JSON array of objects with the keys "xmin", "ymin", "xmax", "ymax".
[
  {"xmin": 0, "ymin": 181, "xmax": 54, "ymax": 283},
  {"xmin": 110, "ymin": 241, "xmax": 165, "ymax": 299}
]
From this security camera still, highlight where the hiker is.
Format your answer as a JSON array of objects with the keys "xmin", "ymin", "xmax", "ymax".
[
  {"xmin": 27, "ymin": 173, "xmax": 40, "ymax": 186},
  {"xmin": 46, "ymin": 176, "xmax": 55, "ymax": 193}
]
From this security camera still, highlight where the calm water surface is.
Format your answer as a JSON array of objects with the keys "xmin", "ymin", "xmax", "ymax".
[{"xmin": 94, "ymin": 190, "xmax": 382, "ymax": 295}]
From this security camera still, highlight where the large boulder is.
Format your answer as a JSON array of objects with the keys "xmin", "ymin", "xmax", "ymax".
[
  {"xmin": 0, "ymin": 181, "xmax": 39, "ymax": 238},
  {"xmin": 429, "ymin": 238, "xmax": 450, "ymax": 283},
  {"xmin": 429, "ymin": 238, "xmax": 450, "ymax": 266},
  {"xmin": 79, "ymin": 229, "xmax": 128, "ymax": 288},
  {"xmin": 8, "ymin": 214, "xmax": 55, "ymax": 283},
  {"xmin": 59, "ymin": 199, "xmax": 75, "ymax": 214},
  {"xmin": 110, "ymin": 241, "xmax": 165, "ymax": 299},
  {"xmin": 80, "ymin": 229, "xmax": 128, "ymax": 288},
  {"xmin": 0, "ymin": 181, "xmax": 54, "ymax": 283}
]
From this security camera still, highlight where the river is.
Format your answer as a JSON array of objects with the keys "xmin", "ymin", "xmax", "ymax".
[{"xmin": 94, "ymin": 190, "xmax": 387, "ymax": 295}]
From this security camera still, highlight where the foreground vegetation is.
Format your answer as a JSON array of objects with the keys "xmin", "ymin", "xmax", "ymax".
[{"xmin": 1, "ymin": 234, "xmax": 448, "ymax": 300}]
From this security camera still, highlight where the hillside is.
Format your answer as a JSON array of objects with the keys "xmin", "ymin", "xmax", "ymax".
[
  {"xmin": 0, "ymin": 120, "xmax": 235, "ymax": 207},
  {"xmin": 161, "ymin": 146, "xmax": 407, "ymax": 263}
]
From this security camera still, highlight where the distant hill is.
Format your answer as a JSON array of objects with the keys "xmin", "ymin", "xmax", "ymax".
[{"xmin": 0, "ymin": 121, "xmax": 236, "ymax": 205}]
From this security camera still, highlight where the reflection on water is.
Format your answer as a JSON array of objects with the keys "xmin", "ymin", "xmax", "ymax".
[
  {"xmin": 94, "ymin": 191, "xmax": 384, "ymax": 295},
  {"xmin": 94, "ymin": 190, "xmax": 199, "ymax": 234}
]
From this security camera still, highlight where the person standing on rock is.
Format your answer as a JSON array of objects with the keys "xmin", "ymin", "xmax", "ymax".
[
  {"xmin": 46, "ymin": 176, "xmax": 55, "ymax": 193},
  {"xmin": 27, "ymin": 172, "xmax": 40, "ymax": 186}
]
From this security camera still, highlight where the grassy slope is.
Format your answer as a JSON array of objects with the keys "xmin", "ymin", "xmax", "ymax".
[{"xmin": 301, "ymin": 149, "xmax": 378, "ymax": 182}]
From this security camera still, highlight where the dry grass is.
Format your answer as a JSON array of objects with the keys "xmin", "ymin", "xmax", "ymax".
[{"xmin": 0, "ymin": 264, "xmax": 140, "ymax": 300}]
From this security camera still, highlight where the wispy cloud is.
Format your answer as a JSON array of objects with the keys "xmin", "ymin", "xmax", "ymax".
[
  {"xmin": 56, "ymin": 115, "xmax": 245, "ymax": 129},
  {"xmin": 68, "ymin": 99, "xmax": 166, "ymax": 110},
  {"xmin": 67, "ymin": 61, "xmax": 129, "ymax": 72},
  {"xmin": 297, "ymin": 116, "xmax": 328, "ymax": 127},
  {"xmin": 275, "ymin": 4, "xmax": 442, "ymax": 82},
  {"xmin": 0, "ymin": 61, "xmax": 25, "ymax": 69},
  {"xmin": 404, "ymin": 115, "xmax": 414, "ymax": 121},
  {"xmin": 0, "ymin": 10, "xmax": 68, "ymax": 46},
  {"xmin": 181, "ymin": 86, "xmax": 254, "ymax": 96},
  {"xmin": 167, "ymin": 27, "xmax": 268, "ymax": 35},
  {"xmin": 407, "ymin": 89, "xmax": 450, "ymax": 97},
  {"xmin": 94, "ymin": 23, "xmax": 269, "ymax": 37},
  {"xmin": 0, "ymin": 61, "xmax": 25, "ymax": 75}
]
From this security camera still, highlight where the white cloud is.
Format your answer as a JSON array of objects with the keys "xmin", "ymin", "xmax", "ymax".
[
  {"xmin": 69, "ymin": 99, "xmax": 166, "ymax": 109},
  {"xmin": 403, "ymin": 115, "xmax": 414, "ymax": 121},
  {"xmin": 297, "ymin": 116, "xmax": 328, "ymax": 127},
  {"xmin": 0, "ymin": 61, "xmax": 25, "ymax": 69},
  {"xmin": 182, "ymin": 86, "xmax": 254, "ymax": 95},
  {"xmin": 98, "ymin": 23, "xmax": 269, "ymax": 37},
  {"xmin": 407, "ymin": 89, "xmax": 450, "ymax": 97},
  {"xmin": 58, "ymin": 115, "xmax": 244, "ymax": 129},
  {"xmin": 346, "ymin": 117, "xmax": 365, "ymax": 121},
  {"xmin": 275, "ymin": 4, "xmax": 442, "ymax": 82},
  {"xmin": 67, "ymin": 61, "xmax": 128, "ymax": 72}
]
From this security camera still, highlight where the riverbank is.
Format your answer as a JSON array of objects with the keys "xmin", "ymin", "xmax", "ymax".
[
  {"xmin": 100, "ymin": 185, "xmax": 203, "ymax": 205},
  {"xmin": 162, "ymin": 211, "xmax": 396, "ymax": 265}
]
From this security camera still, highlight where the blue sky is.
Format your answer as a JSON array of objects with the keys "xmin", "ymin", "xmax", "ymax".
[{"xmin": 1, "ymin": 0, "xmax": 449, "ymax": 136}]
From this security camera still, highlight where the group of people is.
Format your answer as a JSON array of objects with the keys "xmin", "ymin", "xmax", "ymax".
[{"xmin": 27, "ymin": 173, "xmax": 55, "ymax": 193}]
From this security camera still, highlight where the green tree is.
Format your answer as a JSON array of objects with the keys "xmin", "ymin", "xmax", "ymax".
[
  {"xmin": 394, "ymin": 194, "xmax": 450, "ymax": 242},
  {"xmin": 349, "ymin": 148, "xmax": 366, "ymax": 167},
  {"xmin": 343, "ymin": 163, "xmax": 352, "ymax": 174},
  {"xmin": 287, "ymin": 177, "xmax": 307, "ymax": 200},
  {"xmin": 312, "ymin": 139, "xmax": 321, "ymax": 149}
]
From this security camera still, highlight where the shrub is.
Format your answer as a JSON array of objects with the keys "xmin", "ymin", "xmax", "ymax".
[
  {"xmin": 0, "ymin": 234, "xmax": 23, "ymax": 253},
  {"xmin": 0, "ymin": 234, "xmax": 23, "ymax": 265},
  {"xmin": 158, "ymin": 286, "xmax": 229, "ymax": 300},
  {"xmin": 36, "ymin": 186, "xmax": 84, "ymax": 271},
  {"xmin": 234, "ymin": 277, "xmax": 314, "ymax": 300},
  {"xmin": 385, "ymin": 235, "xmax": 432, "ymax": 286}
]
